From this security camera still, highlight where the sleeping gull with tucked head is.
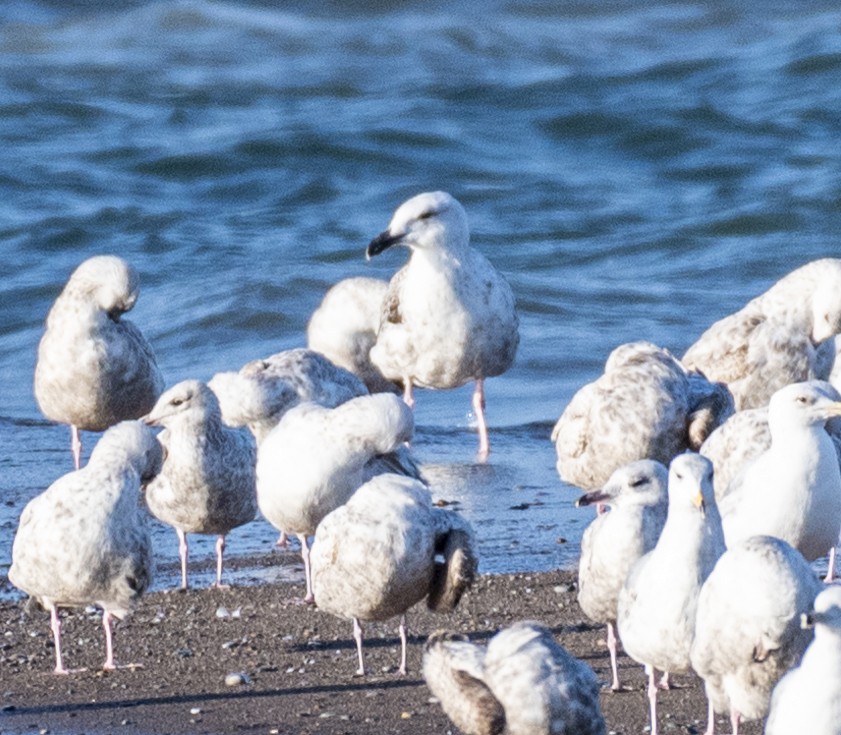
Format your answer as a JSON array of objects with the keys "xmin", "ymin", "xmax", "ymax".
[
  {"xmin": 366, "ymin": 191, "xmax": 519, "ymax": 461},
  {"xmin": 9, "ymin": 421, "xmax": 161, "ymax": 673},
  {"xmin": 423, "ymin": 621, "xmax": 606, "ymax": 735},
  {"xmin": 34, "ymin": 255, "xmax": 164, "ymax": 469},
  {"xmin": 143, "ymin": 380, "xmax": 257, "ymax": 590}
]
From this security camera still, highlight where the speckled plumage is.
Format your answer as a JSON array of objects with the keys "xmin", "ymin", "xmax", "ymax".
[
  {"xmin": 143, "ymin": 380, "xmax": 257, "ymax": 589},
  {"xmin": 311, "ymin": 473, "xmax": 478, "ymax": 675},
  {"xmin": 690, "ymin": 536, "xmax": 820, "ymax": 735},
  {"xmin": 765, "ymin": 585, "xmax": 841, "ymax": 735},
  {"xmin": 306, "ymin": 276, "xmax": 399, "ymax": 394},
  {"xmin": 9, "ymin": 421, "xmax": 161, "ymax": 672},
  {"xmin": 552, "ymin": 341, "xmax": 733, "ymax": 490},
  {"xmin": 34, "ymin": 255, "xmax": 164, "ymax": 467},
  {"xmin": 683, "ymin": 258, "xmax": 841, "ymax": 410},
  {"xmin": 208, "ymin": 348, "xmax": 367, "ymax": 445},
  {"xmin": 423, "ymin": 622, "xmax": 606, "ymax": 735}
]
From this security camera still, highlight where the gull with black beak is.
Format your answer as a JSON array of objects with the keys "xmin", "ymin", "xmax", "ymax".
[{"xmin": 365, "ymin": 191, "xmax": 519, "ymax": 460}]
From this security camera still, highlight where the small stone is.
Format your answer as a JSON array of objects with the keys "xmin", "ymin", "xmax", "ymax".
[
  {"xmin": 190, "ymin": 707, "xmax": 202, "ymax": 715},
  {"xmin": 400, "ymin": 711, "xmax": 412, "ymax": 719},
  {"xmin": 216, "ymin": 606, "xmax": 230, "ymax": 619},
  {"xmin": 225, "ymin": 672, "xmax": 251, "ymax": 687}
]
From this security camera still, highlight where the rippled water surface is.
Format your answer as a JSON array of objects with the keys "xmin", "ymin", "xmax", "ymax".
[{"xmin": 2, "ymin": 0, "xmax": 841, "ymax": 592}]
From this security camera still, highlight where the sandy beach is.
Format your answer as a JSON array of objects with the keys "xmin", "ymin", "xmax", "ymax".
[{"xmin": 0, "ymin": 560, "xmax": 763, "ymax": 735}]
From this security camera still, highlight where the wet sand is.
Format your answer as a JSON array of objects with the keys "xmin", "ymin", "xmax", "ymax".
[{"xmin": 0, "ymin": 563, "xmax": 761, "ymax": 735}]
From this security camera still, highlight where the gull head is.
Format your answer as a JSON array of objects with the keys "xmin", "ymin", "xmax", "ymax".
[
  {"xmin": 801, "ymin": 584, "xmax": 841, "ymax": 634},
  {"xmin": 143, "ymin": 379, "xmax": 220, "ymax": 427},
  {"xmin": 768, "ymin": 381, "xmax": 841, "ymax": 431},
  {"xmin": 67, "ymin": 255, "xmax": 140, "ymax": 320},
  {"xmin": 90, "ymin": 420, "xmax": 163, "ymax": 482},
  {"xmin": 576, "ymin": 459, "xmax": 667, "ymax": 510},
  {"xmin": 668, "ymin": 452, "xmax": 714, "ymax": 516},
  {"xmin": 366, "ymin": 191, "xmax": 469, "ymax": 259}
]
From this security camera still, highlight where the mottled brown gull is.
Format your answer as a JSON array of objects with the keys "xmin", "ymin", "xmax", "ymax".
[
  {"xmin": 683, "ymin": 258, "xmax": 841, "ymax": 410},
  {"xmin": 8, "ymin": 421, "xmax": 161, "ymax": 673},
  {"xmin": 306, "ymin": 276, "xmax": 399, "ymax": 394},
  {"xmin": 365, "ymin": 191, "xmax": 519, "ymax": 461},
  {"xmin": 576, "ymin": 459, "xmax": 668, "ymax": 690},
  {"xmin": 617, "ymin": 453, "xmax": 725, "ymax": 735},
  {"xmin": 690, "ymin": 535, "xmax": 821, "ymax": 735},
  {"xmin": 255, "ymin": 393, "xmax": 421, "ymax": 603},
  {"xmin": 552, "ymin": 341, "xmax": 733, "ymax": 490},
  {"xmin": 143, "ymin": 380, "xmax": 257, "ymax": 590},
  {"xmin": 311, "ymin": 473, "xmax": 477, "ymax": 675},
  {"xmin": 765, "ymin": 584, "xmax": 841, "ymax": 735},
  {"xmin": 423, "ymin": 621, "xmax": 606, "ymax": 735},
  {"xmin": 34, "ymin": 255, "xmax": 164, "ymax": 469}
]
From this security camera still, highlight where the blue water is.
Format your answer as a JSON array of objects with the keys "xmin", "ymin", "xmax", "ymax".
[{"xmin": 2, "ymin": 0, "xmax": 841, "ymax": 593}]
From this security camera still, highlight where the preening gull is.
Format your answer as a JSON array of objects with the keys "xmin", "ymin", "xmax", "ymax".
[
  {"xmin": 208, "ymin": 348, "xmax": 367, "ymax": 445},
  {"xmin": 306, "ymin": 276, "xmax": 399, "ymax": 394},
  {"xmin": 255, "ymin": 392, "xmax": 421, "ymax": 602},
  {"xmin": 682, "ymin": 258, "xmax": 841, "ymax": 410},
  {"xmin": 311, "ymin": 473, "xmax": 478, "ymax": 675},
  {"xmin": 718, "ymin": 382, "xmax": 841, "ymax": 571},
  {"xmin": 552, "ymin": 341, "xmax": 733, "ymax": 490},
  {"xmin": 576, "ymin": 459, "xmax": 668, "ymax": 690},
  {"xmin": 34, "ymin": 255, "xmax": 164, "ymax": 469},
  {"xmin": 365, "ymin": 191, "xmax": 519, "ymax": 461},
  {"xmin": 765, "ymin": 584, "xmax": 841, "ymax": 735},
  {"xmin": 9, "ymin": 421, "xmax": 161, "ymax": 673},
  {"xmin": 143, "ymin": 380, "xmax": 257, "ymax": 590},
  {"xmin": 423, "ymin": 621, "xmax": 606, "ymax": 735},
  {"xmin": 617, "ymin": 453, "xmax": 725, "ymax": 735},
  {"xmin": 690, "ymin": 536, "xmax": 821, "ymax": 735}
]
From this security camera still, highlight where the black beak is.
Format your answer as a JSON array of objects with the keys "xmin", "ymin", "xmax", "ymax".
[{"xmin": 366, "ymin": 230, "xmax": 403, "ymax": 260}]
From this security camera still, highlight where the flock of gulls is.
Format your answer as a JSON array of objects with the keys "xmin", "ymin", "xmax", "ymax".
[{"xmin": 7, "ymin": 188, "xmax": 841, "ymax": 734}]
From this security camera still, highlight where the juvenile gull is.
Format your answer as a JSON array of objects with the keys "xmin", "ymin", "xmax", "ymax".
[
  {"xmin": 311, "ymin": 473, "xmax": 478, "ymax": 675},
  {"xmin": 423, "ymin": 621, "xmax": 606, "ymax": 735},
  {"xmin": 718, "ymin": 382, "xmax": 841, "ymax": 572},
  {"xmin": 143, "ymin": 380, "xmax": 257, "ymax": 590},
  {"xmin": 255, "ymin": 393, "xmax": 420, "ymax": 602},
  {"xmin": 306, "ymin": 276, "xmax": 399, "ymax": 394},
  {"xmin": 576, "ymin": 459, "xmax": 668, "ymax": 690},
  {"xmin": 552, "ymin": 341, "xmax": 733, "ymax": 490},
  {"xmin": 765, "ymin": 584, "xmax": 841, "ymax": 735},
  {"xmin": 683, "ymin": 258, "xmax": 841, "ymax": 410},
  {"xmin": 9, "ymin": 421, "xmax": 161, "ymax": 673},
  {"xmin": 690, "ymin": 536, "xmax": 821, "ymax": 735},
  {"xmin": 34, "ymin": 255, "xmax": 164, "ymax": 469},
  {"xmin": 366, "ymin": 191, "xmax": 519, "ymax": 460},
  {"xmin": 617, "ymin": 453, "xmax": 725, "ymax": 735}
]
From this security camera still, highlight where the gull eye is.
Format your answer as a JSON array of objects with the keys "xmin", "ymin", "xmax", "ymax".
[
  {"xmin": 417, "ymin": 209, "xmax": 436, "ymax": 221},
  {"xmin": 171, "ymin": 397, "xmax": 185, "ymax": 407},
  {"xmin": 629, "ymin": 477, "xmax": 646, "ymax": 488},
  {"xmin": 795, "ymin": 395, "xmax": 809, "ymax": 404}
]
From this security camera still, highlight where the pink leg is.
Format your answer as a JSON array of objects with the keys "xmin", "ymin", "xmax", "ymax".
[
  {"xmin": 730, "ymin": 708, "xmax": 741, "ymax": 735},
  {"xmin": 646, "ymin": 665, "xmax": 659, "ymax": 735},
  {"xmin": 402, "ymin": 380, "xmax": 415, "ymax": 409},
  {"xmin": 299, "ymin": 534, "xmax": 314, "ymax": 604},
  {"xmin": 353, "ymin": 618, "xmax": 365, "ymax": 676},
  {"xmin": 102, "ymin": 611, "xmax": 116, "ymax": 670},
  {"xmin": 607, "ymin": 622, "xmax": 621, "ymax": 690},
  {"xmin": 71, "ymin": 425, "xmax": 82, "ymax": 470},
  {"xmin": 704, "ymin": 696, "xmax": 715, "ymax": 735},
  {"xmin": 825, "ymin": 546, "xmax": 836, "ymax": 583},
  {"xmin": 275, "ymin": 530, "xmax": 289, "ymax": 548},
  {"xmin": 214, "ymin": 535, "xmax": 226, "ymax": 587},
  {"xmin": 50, "ymin": 606, "xmax": 69, "ymax": 674},
  {"xmin": 176, "ymin": 528, "xmax": 189, "ymax": 590},
  {"xmin": 658, "ymin": 670, "xmax": 671, "ymax": 690},
  {"xmin": 472, "ymin": 379, "xmax": 490, "ymax": 461},
  {"xmin": 398, "ymin": 614, "xmax": 408, "ymax": 675}
]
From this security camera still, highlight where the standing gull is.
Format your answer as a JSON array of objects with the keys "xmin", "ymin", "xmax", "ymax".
[
  {"xmin": 143, "ymin": 380, "xmax": 257, "ymax": 590},
  {"xmin": 765, "ymin": 585, "xmax": 841, "ymax": 735},
  {"xmin": 255, "ymin": 393, "xmax": 420, "ymax": 602},
  {"xmin": 311, "ymin": 473, "xmax": 478, "ymax": 675},
  {"xmin": 683, "ymin": 258, "xmax": 841, "ymax": 410},
  {"xmin": 576, "ymin": 459, "xmax": 668, "ymax": 690},
  {"xmin": 34, "ymin": 255, "xmax": 164, "ymax": 469},
  {"xmin": 9, "ymin": 421, "xmax": 161, "ymax": 673},
  {"xmin": 617, "ymin": 453, "xmax": 725, "ymax": 735},
  {"xmin": 690, "ymin": 536, "xmax": 821, "ymax": 735},
  {"xmin": 423, "ymin": 621, "xmax": 606, "ymax": 735},
  {"xmin": 552, "ymin": 341, "xmax": 733, "ymax": 490},
  {"xmin": 366, "ymin": 191, "xmax": 519, "ymax": 460}
]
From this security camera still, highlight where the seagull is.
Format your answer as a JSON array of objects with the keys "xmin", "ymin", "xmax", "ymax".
[
  {"xmin": 690, "ymin": 535, "xmax": 821, "ymax": 735},
  {"xmin": 143, "ymin": 380, "xmax": 257, "ymax": 590},
  {"xmin": 365, "ymin": 191, "xmax": 519, "ymax": 461},
  {"xmin": 306, "ymin": 276, "xmax": 400, "ymax": 394},
  {"xmin": 552, "ymin": 341, "xmax": 733, "ymax": 490},
  {"xmin": 8, "ymin": 421, "xmax": 161, "ymax": 673},
  {"xmin": 311, "ymin": 473, "xmax": 478, "ymax": 675},
  {"xmin": 423, "ymin": 621, "xmax": 606, "ymax": 735},
  {"xmin": 682, "ymin": 258, "xmax": 841, "ymax": 410},
  {"xmin": 34, "ymin": 255, "xmax": 164, "ymax": 469},
  {"xmin": 765, "ymin": 584, "xmax": 841, "ymax": 735},
  {"xmin": 718, "ymin": 382, "xmax": 841, "ymax": 574},
  {"xmin": 617, "ymin": 453, "xmax": 725, "ymax": 735},
  {"xmin": 255, "ymin": 392, "xmax": 421, "ymax": 603},
  {"xmin": 576, "ymin": 459, "xmax": 668, "ymax": 690}
]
